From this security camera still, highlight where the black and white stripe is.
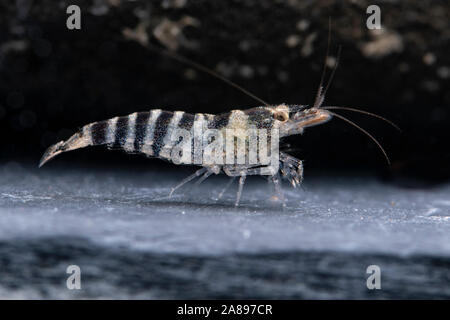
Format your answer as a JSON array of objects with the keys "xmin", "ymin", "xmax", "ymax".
[
  {"xmin": 133, "ymin": 112, "xmax": 151, "ymax": 152},
  {"xmin": 159, "ymin": 111, "xmax": 185, "ymax": 159},
  {"xmin": 90, "ymin": 121, "xmax": 107, "ymax": 145},
  {"xmin": 139, "ymin": 109, "xmax": 162, "ymax": 156},
  {"xmin": 151, "ymin": 110, "xmax": 174, "ymax": 157},
  {"xmin": 111, "ymin": 116, "xmax": 129, "ymax": 149},
  {"xmin": 208, "ymin": 112, "xmax": 230, "ymax": 130},
  {"xmin": 178, "ymin": 112, "xmax": 195, "ymax": 131},
  {"xmin": 89, "ymin": 116, "xmax": 119, "ymax": 146},
  {"xmin": 246, "ymin": 107, "xmax": 274, "ymax": 129},
  {"xmin": 123, "ymin": 112, "xmax": 137, "ymax": 152},
  {"xmin": 106, "ymin": 117, "xmax": 119, "ymax": 146}
]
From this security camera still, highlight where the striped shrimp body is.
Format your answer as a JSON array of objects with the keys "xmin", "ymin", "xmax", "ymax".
[{"xmin": 39, "ymin": 105, "xmax": 332, "ymax": 206}]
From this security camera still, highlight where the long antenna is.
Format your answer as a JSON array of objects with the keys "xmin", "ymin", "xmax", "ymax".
[
  {"xmin": 322, "ymin": 106, "xmax": 401, "ymax": 132},
  {"xmin": 320, "ymin": 45, "xmax": 342, "ymax": 105},
  {"xmin": 313, "ymin": 18, "xmax": 332, "ymax": 109},
  {"xmin": 142, "ymin": 41, "xmax": 270, "ymax": 107},
  {"xmin": 327, "ymin": 110, "xmax": 391, "ymax": 165}
]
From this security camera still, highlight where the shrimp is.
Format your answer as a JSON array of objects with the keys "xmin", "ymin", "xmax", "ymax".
[{"xmin": 40, "ymin": 25, "xmax": 398, "ymax": 206}]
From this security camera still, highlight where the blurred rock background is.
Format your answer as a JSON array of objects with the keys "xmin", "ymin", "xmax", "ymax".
[{"xmin": 0, "ymin": 0, "xmax": 449, "ymax": 184}]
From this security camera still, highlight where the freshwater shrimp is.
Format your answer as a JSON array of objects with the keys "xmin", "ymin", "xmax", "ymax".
[{"xmin": 39, "ymin": 29, "xmax": 399, "ymax": 206}]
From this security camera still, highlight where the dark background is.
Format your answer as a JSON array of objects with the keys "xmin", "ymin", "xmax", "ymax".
[{"xmin": 0, "ymin": 0, "xmax": 449, "ymax": 185}]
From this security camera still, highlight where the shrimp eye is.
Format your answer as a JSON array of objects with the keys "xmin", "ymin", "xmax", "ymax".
[{"xmin": 274, "ymin": 112, "xmax": 288, "ymax": 122}]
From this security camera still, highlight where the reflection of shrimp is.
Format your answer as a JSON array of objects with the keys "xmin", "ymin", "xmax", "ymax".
[{"xmin": 40, "ymin": 29, "xmax": 399, "ymax": 207}]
